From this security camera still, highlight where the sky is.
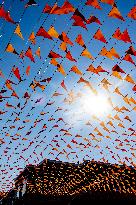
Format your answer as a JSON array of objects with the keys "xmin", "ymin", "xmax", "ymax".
[{"xmin": 0, "ymin": 0, "xmax": 136, "ymax": 192}]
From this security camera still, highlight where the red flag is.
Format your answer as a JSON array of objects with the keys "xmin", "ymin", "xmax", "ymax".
[
  {"xmin": 0, "ymin": 6, "xmax": 16, "ymax": 24},
  {"xmin": 12, "ymin": 67, "xmax": 21, "ymax": 81},
  {"xmin": 66, "ymin": 51, "xmax": 77, "ymax": 62},
  {"xmin": 36, "ymin": 26, "xmax": 52, "ymax": 39},
  {"xmin": 25, "ymin": 47, "xmax": 35, "ymax": 62},
  {"xmin": 61, "ymin": 80, "xmax": 67, "ymax": 91},
  {"xmin": 48, "ymin": 50, "xmax": 62, "ymax": 58}
]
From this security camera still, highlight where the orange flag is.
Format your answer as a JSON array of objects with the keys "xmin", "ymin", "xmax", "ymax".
[
  {"xmin": 35, "ymin": 47, "xmax": 41, "ymax": 58},
  {"xmin": 70, "ymin": 66, "xmax": 82, "ymax": 75},
  {"xmin": 93, "ymin": 29, "xmax": 107, "ymax": 43},
  {"xmin": 124, "ymin": 74, "xmax": 135, "ymax": 84},
  {"xmin": 128, "ymin": 6, "xmax": 136, "ymax": 20},
  {"xmin": 85, "ymin": 0, "xmax": 102, "ymax": 10},
  {"xmin": 6, "ymin": 43, "xmax": 18, "ymax": 55},
  {"xmin": 59, "ymin": 32, "xmax": 73, "ymax": 45},
  {"xmin": 48, "ymin": 26, "xmax": 59, "ymax": 38},
  {"xmin": 14, "ymin": 24, "xmax": 24, "ymax": 40},
  {"xmin": 60, "ymin": 42, "xmax": 67, "ymax": 51},
  {"xmin": 26, "ymin": 66, "xmax": 31, "ymax": 76},
  {"xmin": 108, "ymin": 5, "xmax": 125, "ymax": 21},
  {"xmin": 99, "ymin": 47, "xmax": 113, "ymax": 59},
  {"xmin": 81, "ymin": 48, "xmax": 94, "ymax": 59},
  {"xmin": 110, "ymin": 47, "xmax": 120, "ymax": 59},
  {"xmin": 29, "ymin": 32, "xmax": 36, "ymax": 44},
  {"xmin": 11, "ymin": 91, "xmax": 19, "ymax": 99},
  {"xmin": 57, "ymin": 64, "xmax": 66, "ymax": 76},
  {"xmin": 25, "ymin": 47, "xmax": 35, "ymax": 62},
  {"xmin": 112, "ymin": 71, "xmax": 122, "ymax": 80},
  {"xmin": 0, "ymin": 70, "xmax": 4, "ymax": 78},
  {"xmin": 75, "ymin": 34, "xmax": 86, "ymax": 47}
]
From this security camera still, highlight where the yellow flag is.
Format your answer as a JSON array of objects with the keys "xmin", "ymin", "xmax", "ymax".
[
  {"xmin": 48, "ymin": 26, "xmax": 59, "ymax": 38},
  {"xmin": 112, "ymin": 71, "xmax": 122, "ymax": 80},
  {"xmin": 81, "ymin": 48, "xmax": 94, "ymax": 59},
  {"xmin": 14, "ymin": 24, "xmax": 24, "ymax": 40}
]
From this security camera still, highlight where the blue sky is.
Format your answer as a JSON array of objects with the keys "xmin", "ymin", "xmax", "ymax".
[{"xmin": 0, "ymin": 0, "xmax": 136, "ymax": 192}]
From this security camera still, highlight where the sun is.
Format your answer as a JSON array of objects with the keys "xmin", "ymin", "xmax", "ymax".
[{"xmin": 81, "ymin": 91, "xmax": 111, "ymax": 117}]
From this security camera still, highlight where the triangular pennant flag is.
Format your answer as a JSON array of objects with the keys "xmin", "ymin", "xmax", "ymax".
[
  {"xmin": 75, "ymin": 34, "xmax": 86, "ymax": 47},
  {"xmin": 124, "ymin": 74, "xmax": 135, "ymax": 84},
  {"xmin": 99, "ymin": 47, "xmax": 113, "ymax": 59},
  {"xmin": 58, "ymin": 1, "xmax": 75, "ymax": 14},
  {"xmin": 114, "ymin": 87, "xmax": 123, "ymax": 96},
  {"xmin": 110, "ymin": 47, "xmax": 120, "ymax": 59},
  {"xmin": 57, "ymin": 64, "xmax": 66, "ymax": 76},
  {"xmin": 48, "ymin": 50, "xmax": 62, "ymax": 58},
  {"xmin": 93, "ymin": 29, "xmax": 107, "ymax": 43},
  {"xmin": 112, "ymin": 64, "xmax": 125, "ymax": 73},
  {"xmin": 12, "ymin": 67, "xmax": 21, "ymax": 81},
  {"xmin": 59, "ymin": 32, "xmax": 73, "ymax": 45},
  {"xmin": 11, "ymin": 91, "xmax": 19, "ymax": 99},
  {"xmin": 126, "ymin": 46, "xmax": 136, "ymax": 56},
  {"xmin": 112, "ymin": 71, "xmax": 122, "ymax": 80},
  {"xmin": 86, "ymin": 15, "xmax": 101, "ymax": 25},
  {"xmin": 100, "ymin": 0, "xmax": 114, "ymax": 5},
  {"xmin": 14, "ymin": 24, "xmax": 24, "ymax": 40},
  {"xmin": 25, "ymin": 47, "xmax": 35, "ymax": 62},
  {"xmin": 70, "ymin": 66, "xmax": 82, "ymax": 75},
  {"xmin": 36, "ymin": 26, "xmax": 52, "ymax": 40},
  {"xmin": 48, "ymin": 26, "xmax": 59, "ymax": 38},
  {"xmin": 26, "ymin": 66, "xmax": 31, "ymax": 76},
  {"xmin": 108, "ymin": 6, "xmax": 125, "ymax": 21},
  {"xmin": 128, "ymin": 6, "xmax": 136, "ymax": 20},
  {"xmin": 81, "ymin": 48, "xmax": 94, "ymax": 59},
  {"xmin": 61, "ymin": 80, "xmax": 67, "ymax": 91},
  {"xmin": 132, "ymin": 84, "xmax": 136, "ymax": 92},
  {"xmin": 0, "ymin": 6, "xmax": 16, "ymax": 24},
  {"xmin": 29, "ymin": 32, "xmax": 36, "ymax": 44},
  {"xmin": 120, "ymin": 29, "xmax": 131, "ymax": 43},
  {"xmin": 6, "ymin": 43, "xmax": 18, "ymax": 55},
  {"xmin": 85, "ymin": 0, "xmax": 102, "ymax": 10},
  {"xmin": 35, "ymin": 47, "xmax": 41, "ymax": 58},
  {"xmin": 112, "ymin": 28, "xmax": 121, "ymax": 40},
  {"xmin": 60, "ymin": 42, "xmax": 67, "ymax": 52},
  {"xmin": 71, "ymin": 9, "xmax": 87, "ymax": 30},
  {"xmin": 66, "ymin": 51, "xmax": 77, "ymax": 62},
  {"xmin": 123, "ymin": 54, "xmax": 135, "ymax": 65}
]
